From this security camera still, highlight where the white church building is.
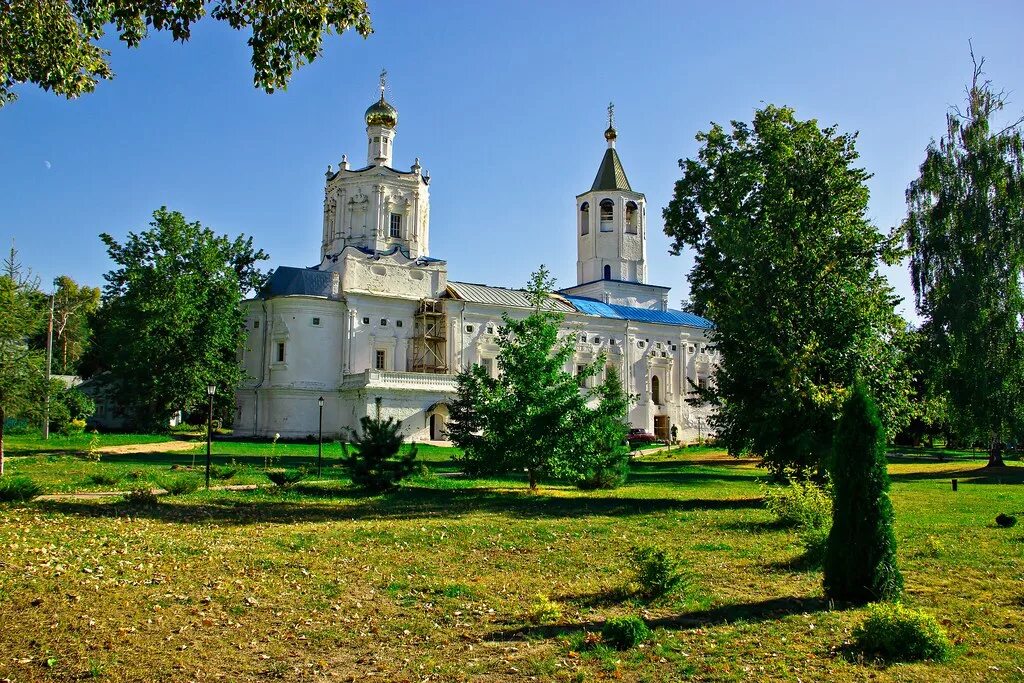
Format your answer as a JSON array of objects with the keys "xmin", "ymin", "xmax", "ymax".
[{"xmin": 234, "ymin": 78, "xmax": 717, "ymax": 443}]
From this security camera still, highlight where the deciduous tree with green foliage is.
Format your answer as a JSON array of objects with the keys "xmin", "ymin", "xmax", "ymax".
[
  {"xmin": 824, "ymin": 380, "xmax": 903, "ymax": 603},
  {"xmin": 663, "ymin": 104, "xmax": 912, "ymax": 476},
  {"xmin": 448, "ymin": 267, "xmax": 611, "ymax": 490},
  {"xmin": 0, "ymin": 246, "xmax": 45, "ymax": 475},
  {"xmin": 92, "ymin": 207, "xmax": 268, "ymax": 431},
  {"xmin": 0, "ymin": 0, "xmax": 372, "ymax": 106},
  {"xmin": 900, "ymin": 55, "xmax": 1024, "ymax": 467}
]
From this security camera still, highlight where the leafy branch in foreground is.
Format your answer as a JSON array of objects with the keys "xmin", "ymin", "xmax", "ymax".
[{"xmin": 0, "ymin": 1, "xmax": 373, "ymax": 106}]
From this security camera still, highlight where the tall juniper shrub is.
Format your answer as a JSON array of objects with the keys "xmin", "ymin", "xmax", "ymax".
[{"xmin": 824, "ymin": 380, "xmax": 903, "ymax": 603}]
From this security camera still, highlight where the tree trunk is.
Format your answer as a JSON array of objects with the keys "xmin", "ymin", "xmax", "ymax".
[
  {"xmin": 0, "ymin": 404, "xmax": 5, "ymax": 476},
  {"xmin": 528, "ymin": 469, "xmax": 537, "ymax": 491},
  {"xmin": 987, "ymin": 441, "xmax": 1006, "ymax": 468}
]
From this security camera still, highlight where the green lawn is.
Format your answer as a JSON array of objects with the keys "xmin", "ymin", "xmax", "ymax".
[
  {"xmin": 3, "ymin": 431, "xmax": 174, "ymax": 456},
  {"xmin": 1, "ymin": 441, "xmax": 1023, "ymax": 681},
  {"xmin": 3, "ymin": 435, "xmax": 458, "ymax": 493}
]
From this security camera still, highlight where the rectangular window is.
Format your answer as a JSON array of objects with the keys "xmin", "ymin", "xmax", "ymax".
[
  {"xmin": 698, "ymin": 377, "xmax": 708, "ymax": 390},
  {"xmin": 253, "ymin": 320, "xmax": 260, "ymax": 329},
  {"xmin": 576, "ymin": 364, "xmax": 587, "ymax": 387},
  {"xmin": 276, "ymin": 342, "xmax": 285, "ymax": 363},
  {"xmin": 389, "ymin": 213, "xmax": 402, "ymax": 238},
  {"xmin": 312, "ymin": 317, "xmax": 321, "ymax": 326},
  {"xmin": 481, "ymin": 357, "xmax": 494, "ymax": 377},
  {"xmin": 363, "ymin": 317, "xmax": 370, "ymax": 325},
  {"xmin": 375, "ymin": 349, "xmax": 386, "ymax": 370}
]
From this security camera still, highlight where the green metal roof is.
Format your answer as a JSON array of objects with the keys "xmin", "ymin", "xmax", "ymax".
[{"xmin": 591, "ymin": 148, "xmax": 632, "ymax": 192}]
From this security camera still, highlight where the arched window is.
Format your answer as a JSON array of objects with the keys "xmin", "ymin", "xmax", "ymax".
[
  {"xmin": 625, "ymin": 201, "xmax": 638, "ymax": 234},
  {"xmin": 651, "ymin": 375, "xmax": 661, "ymax": 405},
  {"xmin": 580, "ymin": 202, "xmax": 590, "ymax": 235},
  {"xmin": 599, "ymin": 199, "xmax": 614, "ymax": 232},
  {"xmin": 604, "ymin": 264, "xmax": 612, "ymax": 280}
]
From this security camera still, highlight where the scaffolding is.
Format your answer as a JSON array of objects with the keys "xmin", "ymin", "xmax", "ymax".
[{"xmin": 411, "ymin": 298, "xmax": 448, "ymax": 373}]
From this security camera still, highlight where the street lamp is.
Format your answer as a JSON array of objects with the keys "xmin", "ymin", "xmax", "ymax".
[
  {"xmin": 206, "ymin": 383, "xmax": 216, "ymax": 489},
  {"xmin": 317, "ymin": 396, "xmax": 325, "ymax": 477}
]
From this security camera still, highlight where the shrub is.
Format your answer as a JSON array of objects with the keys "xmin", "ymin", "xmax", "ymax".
[
  {"xmin": 2, "ymin": 417, "xmax": 31, "ymax": 435},
  {"xmin": 528, "ymin": 594, "xmax": 562, "ymax": 624},
  {"xmin": 210, "ymin": 464, "xmax": 238, "ymax": 481},
  {"xmin": 0, "ymin": 476, "xmax": 42, "ymax": 502},
  {"xmin": 824, "ymin": 380, "xmax": 904, "ymax": 603},
  {"xmin": 62, "ymin": 418, "xmax": 87, "ymax": 436},
  {"xmin": 796, "ymin": 524, "xmax": 830, "ymax": 568},
  {"xmin": 996, "ymin": 513, "xmax": 1017, "ymax": 528},
  {"xmin": 160, "ymin": 475, "xmax": 201, "ymax": 496},
  {"xmin": 266, "ymin": 469, "xmax": 306, "ymax": 487},
  {"xmin": 342, "ymin": 407, "xmax": 418, "ymax": 492},
  {"xmin": 923, "ymin": 535, "xmax": 945, "ymax": 558},
  {"xmin": 629, "ymin": 544, "xmax": 688, "ymax": 600},
  {"xmin": 763, "ymin": 473, "xmax": 832, "ymax": 529},
  {"xmin": 576, "ymin": 466, "xmax": 625, "ymax": 491},
  {"xmin": 87, "ymin": 471, "xmax": 123, "ymax": 487},
  {"xmin": 601, "ymin": 616, "xmax": 651, "ymax": 650},
  {"xmin": 852, "ymin": 602, "xmax": 953, "ymax": 662},
  {"xmin": 123, "ymin": 488, "xmax": 159, "ymax": 506}
]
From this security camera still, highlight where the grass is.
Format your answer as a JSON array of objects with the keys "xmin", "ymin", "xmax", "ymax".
[
  {"xmin": 3, "ymin": 431, "xmax": 174, "ymax": 456},
  {"xmin": 3, "ymin": 436, "xmax": 452, "ymax": 493},
  {"xmin": 0, "ymin": 440, "xmax": 1023, "ymax": 681}
]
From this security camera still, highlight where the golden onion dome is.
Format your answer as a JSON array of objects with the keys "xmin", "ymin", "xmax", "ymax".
[
  {"xmin": 365, "ymin": 94, "xmax": 398, "ymax": 128},
  {"xmin": 604, "ymin": 124, "xmax": 617, "ymax": 142}
]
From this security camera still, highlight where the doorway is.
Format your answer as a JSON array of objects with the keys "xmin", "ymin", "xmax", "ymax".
[{"xmin": 654, "ymin": 415, "xmax": 670, "ymax": 442}]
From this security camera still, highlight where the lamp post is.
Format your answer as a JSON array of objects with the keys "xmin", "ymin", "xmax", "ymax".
[
  {"xmin": 206, "ymin": 383, "xmax": 216, "ymax": 489},
  {"xmin": 317, "ymin": 396, "xmax": 325, "ymax": 477}
]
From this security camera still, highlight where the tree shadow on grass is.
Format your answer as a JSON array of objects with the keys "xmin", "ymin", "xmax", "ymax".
[
  {"xmin": 888, "ymin": 465, "xmax": 1024, "ymax": 485},
  {"xmin": 31, "ymin": 487, "xmax": 764, "ymax": 526},
  {"xmin": 486, "ymin": 596, "xmax": 834, "ymax": 641}
]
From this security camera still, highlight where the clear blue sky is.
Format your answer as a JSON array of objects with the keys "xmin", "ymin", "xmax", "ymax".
[{"xmin": 3, "ymin": 1, "xmax": 1023, "ymax": 320}]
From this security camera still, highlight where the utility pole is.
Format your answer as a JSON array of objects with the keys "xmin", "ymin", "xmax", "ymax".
[{"xmin": 43, "ymin": 287, "xmax": 54, "ymax": 440}]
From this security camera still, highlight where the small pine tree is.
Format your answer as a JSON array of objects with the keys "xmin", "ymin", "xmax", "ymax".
[
  {"xmin": 342, "ymin": 399, "xmax": 418, "ymax": 492},
  {"xmin": 575, "ymin": 366, "xmax": 632, "ymax": 489},
  {"xmin": 824, "ymin": 380, "xmax": 904, "ymax": 603}
]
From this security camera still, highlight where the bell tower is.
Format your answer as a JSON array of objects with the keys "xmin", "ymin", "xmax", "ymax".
[
  {"xmin": 574, "ymin": 103, "xmax": 648, "ymax": 286},
  {"xmin": 562, "ymin": 105, "xmax": 668, "ymax": 311}
]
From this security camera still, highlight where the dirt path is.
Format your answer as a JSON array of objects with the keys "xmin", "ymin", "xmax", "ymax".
[{"xmin": 97, "ymin": 440, "xmax": 197, "ymax": 455}]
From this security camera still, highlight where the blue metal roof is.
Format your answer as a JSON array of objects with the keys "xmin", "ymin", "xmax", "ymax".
[
  {"xmin": 565, "ymin": 296, "xmax": 714, "ymax": 329},
  {"xmin": 260, "ymin": 266, "xmax": 338, "ymax": 299}
]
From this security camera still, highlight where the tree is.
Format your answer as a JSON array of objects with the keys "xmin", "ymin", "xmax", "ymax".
[
  {"xmin": 901, "ymin": 54, "xmax": 1024, "ymax": 467},
  {"xmin": 0, "ymin": 246, "xmax": 45, "ymax": 475},
  {"xmin": 823, "ymin": 380, "xmax": 903, "ymax": 603},
  {"xmin": 663, "ymin": 104, "xmax": 912, "ymax": 476},
  {"xmin": 30, "ymin": 276, "xmax": 100, "ymax": 375},
  {"xmin": 572, "ymin": 366, "xmax": 632, "ymax": 490},
  {"xmin": 93, "ymin": 207, "xmax": 268, "ymax": 431},
  {"xmin": 448, "ymin": 266, "xmax": 602, "ymax": 490},
  {"xmin": 0, "ymin": 0, "xmax": 372, "ymax": 107},
  {"xmin": 342, "ymin": 398, "xmax": 418, "ymax": 491}
]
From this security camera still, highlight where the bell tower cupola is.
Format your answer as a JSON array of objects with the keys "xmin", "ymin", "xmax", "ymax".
[
  {"xmin": 561, "ymin": 105, "xmax": 668, "ymax": 310},
  {"xmin": 574, "ymin": 103, "xmax": 648, "ymax": 286},
  {"xmin": 365, "ymin": 69, "xmax": 398, "ymax": 167}
]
